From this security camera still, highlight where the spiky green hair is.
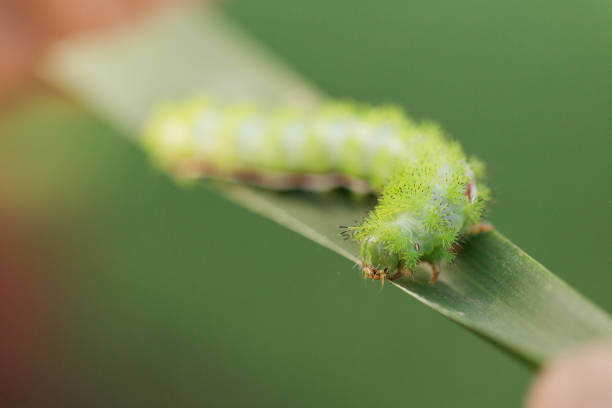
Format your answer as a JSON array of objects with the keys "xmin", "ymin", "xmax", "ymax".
[{"xmin": 143, "ymin": 96, "xmax": 490, "ymax": 284}]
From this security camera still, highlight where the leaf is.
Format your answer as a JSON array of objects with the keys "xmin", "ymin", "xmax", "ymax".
[{"xmin": 41, "ymin": 3, "xmax": 612, "ymax": 367}]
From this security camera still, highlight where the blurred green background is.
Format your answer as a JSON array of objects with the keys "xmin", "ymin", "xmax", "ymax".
[{"xmin": 1, "ymin": 0, "xmax": 611, "ymax": 406}]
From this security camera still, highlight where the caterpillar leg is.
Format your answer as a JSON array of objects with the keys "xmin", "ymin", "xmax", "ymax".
[
  {"xmin": 429, "ymin": 264, "xmax": 441, "ymax": 285},
  {"xmin": 450, "ymin": 242, "xmax": 464, "ymax": 255},
  {"xmin": 379, "ymin": 267, "xmax": 407, "ymax": 287},
  {"xmin": 362, "ymin": 263, "xmax": 405, "ymax": 287},
  {"xmin": 362, "ymin": 265, "xmax": 385, "ymax": 281},
  {"xmin": 468, "ymin": 223, "xmax": 494, "ymax": 235},
  {"xmin": 390, "ymin": 270, "xmax": 403, "ymax": 281}
]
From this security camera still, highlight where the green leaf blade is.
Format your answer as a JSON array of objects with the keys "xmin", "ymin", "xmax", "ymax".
[
  {"xmin": 218, "ymin": 186, "xmax": 612, "ymax": 366},
  {"xmin": 41, "ymin": 3, "xmax": 612, "ymax": 367}
]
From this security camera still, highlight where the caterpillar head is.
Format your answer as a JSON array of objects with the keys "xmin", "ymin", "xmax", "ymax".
[{"xmin": 360, "ymin": 236, "xmax": 403, "ymax": 282}]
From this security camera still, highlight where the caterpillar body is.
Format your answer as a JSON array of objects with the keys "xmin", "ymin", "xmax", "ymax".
[{"xmin": 143, "ymin": 97, "xmax": 490, "ymax": 285}]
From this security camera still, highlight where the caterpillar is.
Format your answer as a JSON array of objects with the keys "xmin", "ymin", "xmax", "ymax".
[{"xmin": 143, "ymin": 97, "xmax": 490, "ymax": 285}]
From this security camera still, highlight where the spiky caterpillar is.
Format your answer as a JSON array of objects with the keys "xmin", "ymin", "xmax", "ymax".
[{"xmin": 143, "ymin": 97, "xmax": 490, "ymax": 284}]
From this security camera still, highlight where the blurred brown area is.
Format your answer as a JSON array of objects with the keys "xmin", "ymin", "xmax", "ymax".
[
  {"xmin": 0, "ymin": 0, "xmax": 182, "ymax": 104},
  {"xmin": 0, "ymin": 214, "xmax": 55, "ymax": 407},
  {"xmin": 0, "ymin": 1, "xmax": 180, "ymax": 403}
]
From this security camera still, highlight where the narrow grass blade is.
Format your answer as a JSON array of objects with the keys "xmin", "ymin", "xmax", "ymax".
[{"xmin": 41, "ymin": 3, "xmax": 612, "ymax": 367}]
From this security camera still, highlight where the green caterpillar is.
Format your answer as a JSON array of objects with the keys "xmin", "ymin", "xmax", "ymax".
[{"xmin": 143, "ymin": 97, "xmax": 490, "ymax": 285}]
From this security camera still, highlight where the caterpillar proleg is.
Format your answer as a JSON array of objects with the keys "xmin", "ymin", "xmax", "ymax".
[{"xmin": 143, "ymin": 97, "xmax": 490, "ymax": 284}]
